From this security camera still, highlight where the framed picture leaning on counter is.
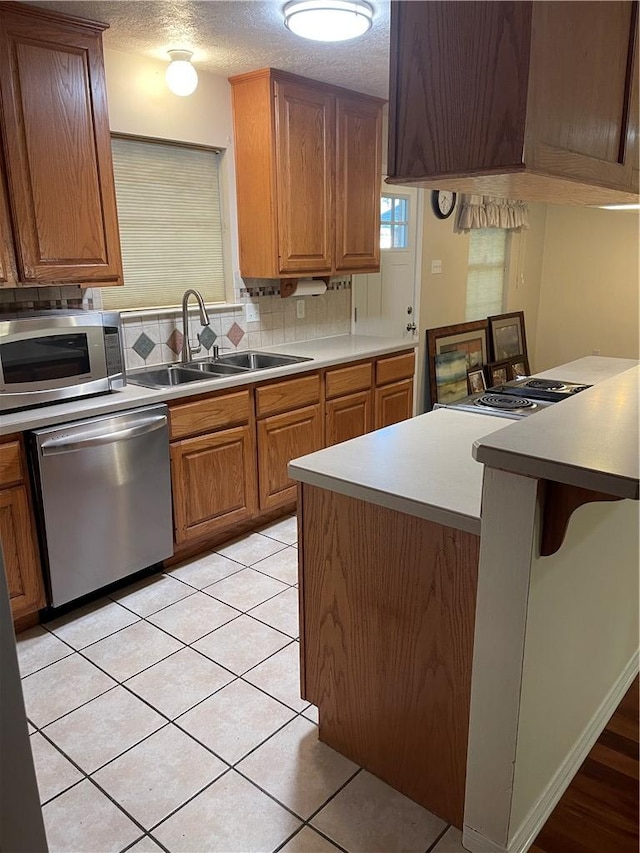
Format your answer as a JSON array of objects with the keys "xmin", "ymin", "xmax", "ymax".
[
  {"xmin": 488, "ymin": 311, "xmax": 528, "ymax": 362},
  {"xmin": 426, "ymin": 320, "xmax": 489, "ymax": 409}
]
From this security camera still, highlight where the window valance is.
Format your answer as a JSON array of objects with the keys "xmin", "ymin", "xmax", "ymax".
[{"xmin": 454, "ymin": 195, "xmax": 529, "ymax": 232}]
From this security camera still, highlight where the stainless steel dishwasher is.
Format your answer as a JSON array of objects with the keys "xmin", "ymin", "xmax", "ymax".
[{"xmin": 31, "ymin": 404, "xmax": 173, "ymax": 607}]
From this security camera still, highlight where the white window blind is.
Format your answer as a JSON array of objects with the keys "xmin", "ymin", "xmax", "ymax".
[
  {"xmin": 465, "ymin": 228, "xmax": 508, "ymax": 321},
  {"xmin": 102, "ymin": 137, "xmax": 225, "ymax": 311}
]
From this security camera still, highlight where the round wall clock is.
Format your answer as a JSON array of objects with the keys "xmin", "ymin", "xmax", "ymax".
[{"xmin": 431, "ymin": 190, "xmax": 457, "ymax": 220}]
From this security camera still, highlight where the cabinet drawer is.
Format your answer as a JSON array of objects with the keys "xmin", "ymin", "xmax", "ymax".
[
  {"xmin": 0, "ymin": 440, "xmax": 23, "ymax": 488},
  {"xmin": 169, "ymin": 390, "xmax": 251, "ymax": 440},
  {"xmin": 256, "ymin": 373, "xmax": 321, "ymax": 418},
  {"xmin": 376, "ymin": 351, "xmax": 415, "ymax": 386},
  {"xmin": 325, "ymin": 361, "xmax": 372, "ymax": 399}
]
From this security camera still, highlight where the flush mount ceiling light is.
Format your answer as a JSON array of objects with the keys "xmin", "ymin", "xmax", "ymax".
[
  {"xmin": 283, "ymin": 0, "xmax": 374, "ymax": 42},
  {"xmin": 165, "ymin": 50, "xmax": 198, "ymax": 96}
]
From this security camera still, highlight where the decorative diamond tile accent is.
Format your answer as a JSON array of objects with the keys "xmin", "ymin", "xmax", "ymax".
[
  {"xmin": 199, "ymin": 325, "xmax": 218, "ymax": 351},
  {"xmin": 167, "ymin": 328, "xmax": 183, "ymax": 355},
  {"xmin": 132, "ymin": 332, "xmax": 155, "ymax": 360},
  {"xmin": 226, "ymin": 321, "xmax": 245, "ymax": 348}
]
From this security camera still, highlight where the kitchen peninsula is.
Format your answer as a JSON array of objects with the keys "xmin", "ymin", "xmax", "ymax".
[{"xmin": 289, "ymin": 357, "xmax": 639, "ymax": 853}]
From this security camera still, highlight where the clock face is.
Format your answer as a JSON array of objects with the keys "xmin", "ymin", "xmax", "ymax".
[{"xmin": 431, "ymin": 190, "xmax": 457, "ymax": 220}]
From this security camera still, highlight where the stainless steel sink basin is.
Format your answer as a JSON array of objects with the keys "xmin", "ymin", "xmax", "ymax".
[
  {"xmin": 183, "ymin": 361, "xmax": 249, "ymax": 376},
  {"xmin": 214, "ymin": 351, "xmax": 313, "ymax": 370},
  {"xmin": 126, "ymin": 351, "xmax": 313, "ymax": 389},
  {"xmin": 127, "ymin": 365, "xmax": 214, "ymax": 389}
]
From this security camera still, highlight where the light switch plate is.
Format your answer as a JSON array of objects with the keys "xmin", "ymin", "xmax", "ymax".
[
  {"xmin": 431, "ymin": 259, "xmax": 443, "ymax": 274},
  {"xmin": 296, "ymin": 299, "xmax": 305, "ymax": 319}
]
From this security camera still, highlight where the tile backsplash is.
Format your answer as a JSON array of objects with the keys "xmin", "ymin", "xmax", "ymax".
[{"xmin": 0, "ymin": 283, "xmax": 352, "ymax": 372}]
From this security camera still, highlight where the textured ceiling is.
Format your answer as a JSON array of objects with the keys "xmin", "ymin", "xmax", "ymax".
[{"xmin": 27, "ymin": 0, "xmax": 391, "ymax": 98}]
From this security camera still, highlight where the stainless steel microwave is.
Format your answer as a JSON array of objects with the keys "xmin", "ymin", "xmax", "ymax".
[{"xmin": 0, "ymin": 311, "xmax": 125, "ymax": 413}]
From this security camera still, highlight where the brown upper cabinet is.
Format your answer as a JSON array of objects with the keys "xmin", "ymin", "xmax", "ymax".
[
  {"xmin": 387, "ymin": 1, "xmax": 639, "ymax": 205},
  {"xmin": 229, "ymin": 68, "xmax": 384, "ymax": 278},
  {"xmin": 0, "ymin": 2, "xmax": 123, "ymax": 286}
]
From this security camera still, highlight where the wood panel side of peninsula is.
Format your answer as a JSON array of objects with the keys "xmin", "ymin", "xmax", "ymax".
[{"xmin": 297, "ymin": 484, "xmax": 480, "ymax": 828}]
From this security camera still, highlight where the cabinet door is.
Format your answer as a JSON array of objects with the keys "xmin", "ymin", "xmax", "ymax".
[
  {"xmin": 171, "ymin": 425, "xmax": 258, "ymax": 545},
  {"xmin": 0, "ymin": 486, "xmax": 45, "ymax": 619},
  {"xmin": 335, "ymin": 95, "xmax": 382, "ymax": 272},
  {"xmin": 257, "ymin": 404, "xmax": 323, "ymax": 511},
  {"xmin": 375, "ymin": 379, "xmax": 414, "ymax": 429},
  {"xmin": 275, "ymin": 80, "xmax": 334, "ymax": 274},
  {"xmin": 326, "ymin": 391, "xmax": 373, "ymax": 447},
  {"xmin": 0, "ymin": 159, "xmax": 17, "ymax": 286},
  {"xmin": 0, "ymin": 8, "xmax": 123, "ymax": 284}
]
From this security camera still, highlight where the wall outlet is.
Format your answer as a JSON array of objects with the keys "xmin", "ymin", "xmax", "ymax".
[
  {"xmin": 431, "ymin": 259, "xmax": 443, "ymax": 274},
  {"xmin": 296, "ymin": 299, "xmax": 305, "ymax": 319},
  {"xmin": 245, "ymin": 302, "xmax": 260, "ymax": 322},
  {"xmin": 592, "ymin": 348, "xmax": 601, "ymax": 356}
]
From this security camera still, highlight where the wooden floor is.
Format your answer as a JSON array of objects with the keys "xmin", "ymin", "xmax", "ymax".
[{"xmin": 532, "ymin": 676, "xmax": 639, "ymax": 853}]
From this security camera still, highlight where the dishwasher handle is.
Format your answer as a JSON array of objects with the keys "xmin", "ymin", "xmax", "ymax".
[{"xmin": 38, "ymin": 413, "xmax": 168, "ymax": 456}]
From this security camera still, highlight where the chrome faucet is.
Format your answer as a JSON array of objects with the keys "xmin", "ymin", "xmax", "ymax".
[{"xmin": 181, "ymin": 289, "xmax": 210, "ymax": 363}]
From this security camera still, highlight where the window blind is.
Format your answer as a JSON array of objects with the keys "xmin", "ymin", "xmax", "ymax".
[
  {"xmin": 465, "ymin": 228, "xmax": 508, "ymax": 321},
  {"xmin": 102, "ymin": 137, "xmax": 225, "ymax": 311}
]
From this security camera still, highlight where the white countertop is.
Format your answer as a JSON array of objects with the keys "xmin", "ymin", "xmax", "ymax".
[
  {"xmin": 473, "ymin": 363, "xmax": 639, "ymax": 499},
  {"xmin": 289, "ymin": 355, "xmax": 639, "ymax": 528},
  {"xmin": 1, "ymin": 335, "xmax": 415, "ymax": 435},
  {"xmin": 289, "ymin": 409, "xmax": 511, "ymax": 534}
]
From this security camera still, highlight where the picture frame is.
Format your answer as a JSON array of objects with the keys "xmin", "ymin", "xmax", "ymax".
[
  {"xmin": 488, "ymin": 360, "xmax": 510, "ymax": 387},
  {"xmin": 488, "ymin": 311, "xmax": 528, "ymax": 362},
  {"xmin": 509, "ymin": 355, "xmax": 530, "ymax": 379},
  {"xmin": 426, "ymin": 320, "xmax": 489, "ymax": 408},
  {"xmin": 467, "ymin": 367, "xmax": 487, "ymax": 395}
]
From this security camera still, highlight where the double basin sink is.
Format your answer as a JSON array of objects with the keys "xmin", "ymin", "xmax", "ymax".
[{"xmin": 127, "ymin": 351, "xmax": 313, "ymax": 389}]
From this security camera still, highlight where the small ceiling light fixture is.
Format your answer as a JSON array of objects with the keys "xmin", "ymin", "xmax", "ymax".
[
  {"xmin": 597, "ymin": 203, "xmax": 640, "ymax": 210},
  {"xmin": 165, "ymin": 50, "xmax": 198, "ymax": 96},
  {"xmin": 283, "ymin": 0, "xmax": 374, "ymax": 42}
]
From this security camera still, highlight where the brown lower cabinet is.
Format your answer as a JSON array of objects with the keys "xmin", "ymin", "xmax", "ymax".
[
  {"xmin": 375, "ymin": 378, "xmax": 414, "ymax": 429},
  {"xmin": 0, "ymin": 437, "xmax": 45, "ymax": 623},
  {"xmin": 326, "ymin": 390, "xmax": 373, "ymax": 446}
]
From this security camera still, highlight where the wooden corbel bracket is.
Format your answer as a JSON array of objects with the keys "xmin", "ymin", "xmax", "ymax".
[{"xmin": 540, "ymin": 481, "xmax": 623, "ymax": 556}]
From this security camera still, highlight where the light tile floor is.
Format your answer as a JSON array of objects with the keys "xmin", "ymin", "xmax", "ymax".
[{"xmin": 17, "ymin": 514, "xmax": 465, "ymax": 853}]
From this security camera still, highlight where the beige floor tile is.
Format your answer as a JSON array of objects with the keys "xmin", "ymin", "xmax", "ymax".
[
  {"xmin": 249, "ymin": 587, "xmax": 300, "ymax": 638},
  {"xmin": 177, "ymin": 678, "xmax": 295, "ymax": 763},
  {"xmin": 279, "ymin": 826, "xmax": 343, "ymax": 853},
  {"xmin": 215, "ymin": 531, "xmax": 288, "ymax": 566},
  {"xmin": 15, "ymin": 626, "xmax": 73, "ymax": 677},
  {"xmin": 166, "ymin": 551, "xmax": 245, "ymax": 589},
  {"xmin": 238, "ymin": 716, "xmax": 358, "ymax": 819},
  {"xmin": 42, "ymin": 779, "xmax": 140, "ymax": 853},
  {"xmin": 244, "ymin": 642, "xmax": 307, "ymax": 711},
  {"xmin": 205, "ymin": 567, "xmax": 288, "ymax": 612},
  {"xmin": 252, "ymin": 546, "xmax": 299, "ymax": 586},
  {"xmin": 431, "ymin": 827, "xmax": 465, "ymax": 851},
  {"xmin": 147, "ymin": 591, "xmax": 240, "ymax": 643},
  {"xmin": 302, "ymin": 704, "xmax": 319, "ymax": 724},
  {"xmin": 93, "ymin": 724, "xmax": 226, "ymax": 829},
  {"xmin": 311, "ymin": 770, "xmax": 446, "ymax": 853},
  {"xmin": 22, "ymin": 653, "xmax": 116, "ymax": 727},
  {"xmin": 125, "ymin": 647, "xmax": 234, "ymax": 718},
  {"xmin": 43, "ymin": 686, "xmax": 165, "ymax": 773},
  {"xmin": 45, "ymin": 598, "xmax": 139, "ymax": 649},
  {"xmin": 29, "ymin": 732, "xmax": 83, "ymax": 804},
  {"xmin": 193, "ymin": 614, "xmax": 291, "ymax": 675},
  {"xmin": 127, "ymin": 836, "xmax": 164, "ymax": 852},
  {"xmin": 258, "ymin": 514, "xmax": 298, "ymax": 546},
  {"xmin": 82, "ymin": 620, "xmax": 183, "ymax": 681},
  {"xmin": 111, "ymin": 573, "xmax": 194, "ymax": 616},
  {"xmin": 153, "ymin": 769, "xmax": 301, "ymax": 852}
]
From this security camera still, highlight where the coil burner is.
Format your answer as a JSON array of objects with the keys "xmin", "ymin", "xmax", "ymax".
[{"xmin": 475, "ymin": 394, "xmax": 535, "ymax": 411}]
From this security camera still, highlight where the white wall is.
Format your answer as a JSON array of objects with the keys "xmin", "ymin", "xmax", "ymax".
[
  {"xmin": 534, "ymin": 206, "xmax": 640, "ymax": 370},
  {"xmin": 509, "ymin": 498, "xmax": 639, "ymax": 840}
]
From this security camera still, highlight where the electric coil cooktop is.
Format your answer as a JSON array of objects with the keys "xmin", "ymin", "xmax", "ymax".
[{"xmin": 434, "ymin": 377, "xmax": 592, "ymax": 419}]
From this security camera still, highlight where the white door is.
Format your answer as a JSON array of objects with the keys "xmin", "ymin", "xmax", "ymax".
[{"xmin": 352, "ymin": 182, "xmax": 422, "ymax": 340}]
